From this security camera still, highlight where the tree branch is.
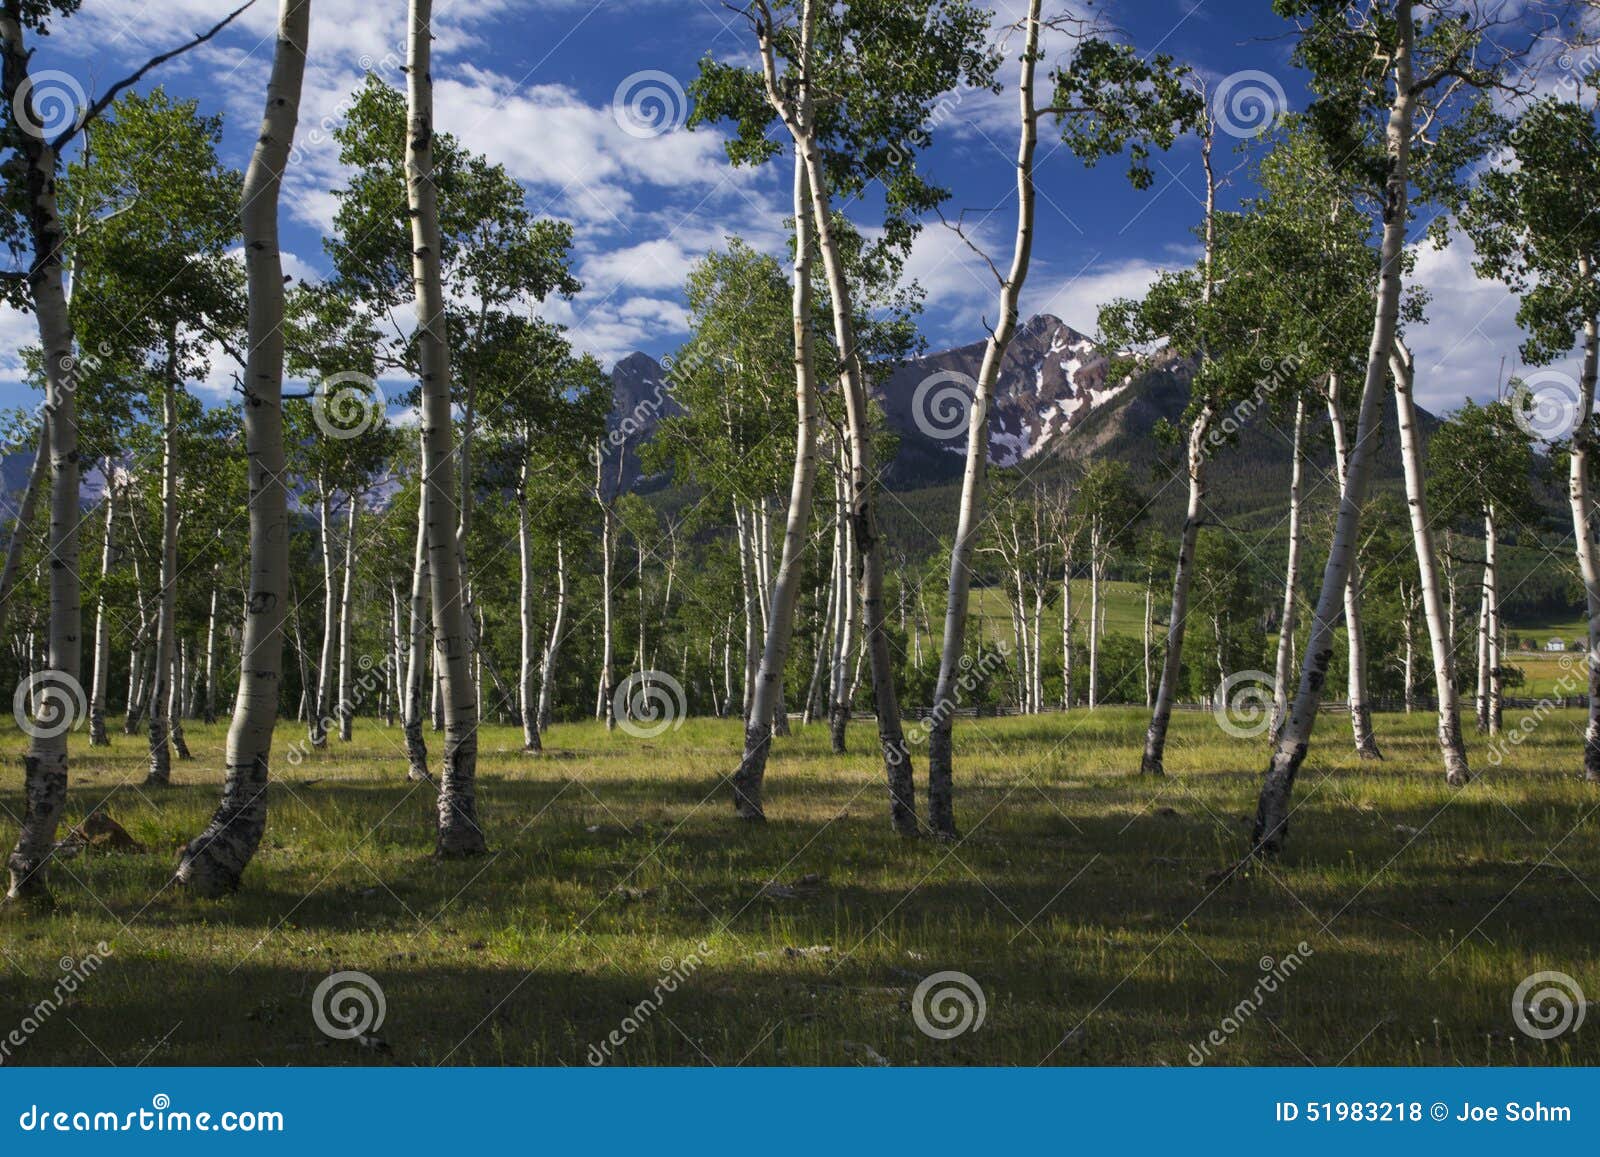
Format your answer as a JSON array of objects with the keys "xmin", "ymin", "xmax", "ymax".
[{"xmin": 55, "ymin": 0, "xmax": 259, "ymax": 152}]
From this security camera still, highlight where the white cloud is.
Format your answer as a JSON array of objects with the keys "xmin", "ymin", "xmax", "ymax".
[{"xmin": 1405, "ymin": 235, "xmax": 1582, "ymax": 415}]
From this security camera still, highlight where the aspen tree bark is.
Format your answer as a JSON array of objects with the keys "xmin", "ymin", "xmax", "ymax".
[
  {"xmin": 176, "ymin": 0, "xmax": 308, "ymax": 895},
  {"xmin": 925, "ymin": 1, "xmax": 1041, "ymax": 832},
  {"xmin": 146, "ymin": 370, "xmax": 181, "ymax": 785},
  {"xmin": 203, "ymin": 570, "xmax": 220, "ymax": 724},
  {"xmin": 1324, "ymin": 370, "xmax": 1382, "ymax": 757},
  {"xmin": 0, "ymin": 417, "xmax": 47, "ymax": 639},
  {"xmin": 1568, "ymin": 268, "xmax": 1600, "ymax": 783},
  {"xmin": 828, "ymin": 470, "xmax": 855, "ymax": 753},
  {"xmin": 1141, "ymin": 408, "xmax": 1211, "ymax": 768},
  {"xmin": 169, "ymin": 644, "xmax": 191, "ymax": 760},
  {"xmin": 1142, "ymin": 121, "xmax": 1219, "ymax": 772},
  {"xmin": 1475, "ymin": 562, "xmax": 1490, "ymax": 731},
  {"xmin": 403, "ymin": 495, "xmax": 431, "ymax": 782},
  {"xmin": 336, "ymin": 494, "xmax": 356, "ymax": 740},
  {"xmin": 757, "ymin": 26, "xmax": 915, "ymax": 830},
  {"xmin": 1484, "ymin": 506, "xmax": 1501, "ymax": 735},
  {"xmin": 1088, "ymin": 523, "xmax": 1102, "ymax": 709},
  {"xmin": 88, "ymin": 470, "xmax": 115, "ymax": 745},
  {"xmin": 1391, "ymin": 337, "xmax": 1469, "ymax": 784},
  {"xmin": 311, "ymin": 486, "xmax": 335, "ymax": 747},
  {"xmin": 1062, "ymin": 552, "xmax": 1073, "ymax": 707},
  {"xmin": 517, "ymin": 460, "xmax": 541, "ymax": 753},
  {"xmin": 1269, "ymin": 394, "xmax": 1305, "ymax": 743},
  {"xmin": 536, "ymin": 538, "xmax": 567, "ymax": 731},
  {"xmin": 596, "ymin": 452, "xmax": 616, "ymax": 731},
  {"xmin": 407, "ymin": 0, "xmax": 484, "ymax": 856},
  {"xmin": 731, "ymin": 152, "xmax": 820, "ymax": 819},
  {"xmin": 1255, "ymin": 0, "xmax": 1416, "ymax": 853}
]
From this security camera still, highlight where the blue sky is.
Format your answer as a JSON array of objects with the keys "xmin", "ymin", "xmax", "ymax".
[{"xmin": 0, "ymin": 0, "xmax": 1564, "ymax": 415}]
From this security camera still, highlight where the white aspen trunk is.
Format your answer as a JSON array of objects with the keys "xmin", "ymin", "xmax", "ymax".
[
  {"xmin": 1568, "ymin": 263, "xmax": 1600, "ymax": 782},
  {"xmin": 1031, "ymin": 583, "xmax": 1044, "ymax": 713},
  {"xmin": 1089, "ymin": 527, "xmax": 1102, "ymax": 711},
  {"xmin": 1402, "ymin": 589, "xmax": 1417, "ymax": 713},
  {"xmin": 1391, "ymin": 337, "xmax": 1469, "ymax": 783},
  {"xmin": 1255, "ymin": 0, "xmax": 1417, "ymax": 853},
  {"xmin": 597, "ymin": 451, "xmax": 615, "ymax": 731},
  {"xmin": 0, "ymin": 417, "xmax": 48, "ymax": 639},
  {"xmin": 926, "ymin": 0, "xmax": 1039, "ymax": 833},
  {"xmin": 517, "ymin": 460, "xmax": 541, "ymax": 753},
  {"xmin": 146, "ymin": 370, "xmax": 180, "ymax": 785},
  {"xmin": 1475, "ymin": 563, "xmax": 1491, "ymax": 731},
  {"xmin": 1324, "ymin": 370, "xmax": 1382, "ymax": 756},
  {"xmin": 403, "ymin": 490, "xmax": 431, "ymax": 781},
  {"xmin": 203, "ymin": 567, "xmax": 220, "ymax": 724},
  {"xmin": 1062, "ymin": 555, "xmax": 1073, "ymax": 708},
  {"xmin": 804, "ymin": 553, "xmax": 835, "ymax": 727},
  {"xmin": 1142, "ymin": 124, "xmax": 1219, "ymax": 770},
  {"xmin": 1143, "ymin": 581, "xmax": 1154, "ymax": 709},
  {"xmin": 1269, "ymin": 394, "xmax": 1305, "ymax": 742},
  {"xmin": 177, "ymin": 0, "xmax": 308, "ymax": 895},
  {"xmin": 731, "ymin": 152, "xmax": 820, "ymax": 816},
  {"xmin": 169, "ymin": 641, "xmax": 191, "ymax": 760},
  {"xmin": 311, "ymin": 486, "xmax": 335, "ymax": 747},
  {"xmin": 88, "ymin": 470, "xmax": 115, "ymax": 745},
  {"xmin": 829, "ymin": 469, "xmax": 857, "ymax": 754},
  {"xmin": 1484, "ymin": 506, "xmax": 1501, "ymax": 735},
  {"xmin": 336, "ymin": 493, "xmax": 356, "ymax": 741},
  {"xmin": 407, "ymin": 0, "xmax": 484, "ymax": 856},
  {"xmin": 537, "ymin": 538, "xmax": 567, "ymax": 732},
  {"xmin": 735, "ymin": 503, "xmax": 757, "ymax": 720},
  {"xmin": 795, "ymin": 133, "xmax": 916, "ymax": 830},
  {"xmin": 387, "ymin": 580, "xmax": 401, "ymax": 727}
]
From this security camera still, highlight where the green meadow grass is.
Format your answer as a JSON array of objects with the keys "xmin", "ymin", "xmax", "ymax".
[{"xmin": 0, "ymin": 709, "xmax": 1595, "ymax": 1067}]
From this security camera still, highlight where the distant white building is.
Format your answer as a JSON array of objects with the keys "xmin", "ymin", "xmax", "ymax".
[{"xmin": 1546, "ymin": 637, "xmax": 1566, "ymax": 652}]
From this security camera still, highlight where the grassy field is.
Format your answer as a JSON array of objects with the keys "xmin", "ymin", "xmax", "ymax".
[{"xmin": 1, "ymin": 709, "xmax": 1596, "ymax": 1067}]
